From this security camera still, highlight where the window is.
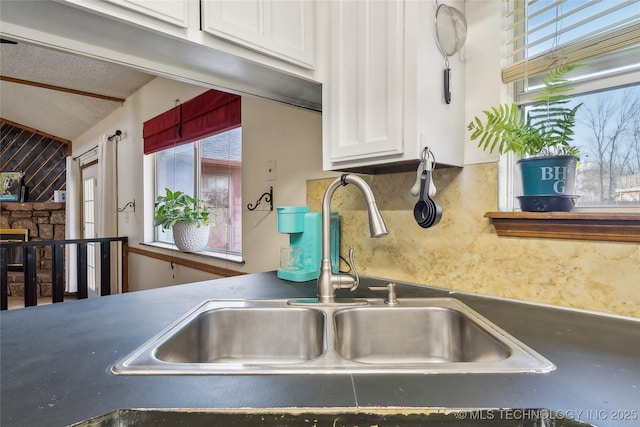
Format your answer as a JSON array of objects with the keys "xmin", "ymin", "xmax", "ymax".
[
  {"xmin": 82, "ymin": 175, "xmax": 97, "ymax": 294},
  {"xmin": 571, "ymin": 86, "xmax": 640, "ymax": 207},
  {"xmin": 518, "ymin": 85, "xmax": 640, "ymax": 208},
  {"xmin": 200, "ymin": 129, "xmax": 242, "ymax": 254},
  {"xmin": 154, "ymin": 127, "xmax": 242, "ymax": 255},
  {"xmin": 504, "ymin": 0, "xmax": 640, "ymax": 210},
  {"xmin": 144, "ymin": 89, "xmax": 242, "ymax": 257}
]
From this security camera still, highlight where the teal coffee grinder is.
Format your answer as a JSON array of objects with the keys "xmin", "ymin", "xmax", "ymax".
[{"xmin": 276, "ymin": 206, "xmax": 340, "ymax": 282}]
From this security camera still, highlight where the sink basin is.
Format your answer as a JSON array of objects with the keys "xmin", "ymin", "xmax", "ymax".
[
  {"xmin": 335, "ymin": 306, "xmax": 510, "ymax": 364},
  {"xmin": 112, "ymin": 301, "xmax": 326, "ymax": 374},
  {"xmin": 155, "ymin": 307, "xmax": 325, "ymax": 364},
  {"xmin": 112, "ymin": 298, "xmax": 554, "ymax": 375}
]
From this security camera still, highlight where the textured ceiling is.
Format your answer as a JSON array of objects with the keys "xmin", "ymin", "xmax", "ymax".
[{"xmin": 0, "ymin": 40, "xmax": 155, "ymax": 141}]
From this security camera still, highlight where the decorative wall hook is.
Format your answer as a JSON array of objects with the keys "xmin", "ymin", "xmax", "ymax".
[
  {"xmin": 247, "ymin": 187, "xmax": 273, "ymax": 211},
  {"xmin": 117, "ymin": 199, "xmax": 135, "ymax": 212},
  {"xmin": 108, "ymin": 130, "xmax": 122, "ymax": 141}
]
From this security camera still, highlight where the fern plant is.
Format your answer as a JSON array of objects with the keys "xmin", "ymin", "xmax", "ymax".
[
  {"xmin": 154, "ymin": 188, "xmax": 211, "ymax": 231},
  {"xmin": 467, "ymin": 64, "xmax": 583, "ymax": 157}
]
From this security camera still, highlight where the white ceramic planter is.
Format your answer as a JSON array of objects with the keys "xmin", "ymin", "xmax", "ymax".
[{"xmin": 172, "ymin": 222, "xmax": 210, "ymax": 252}]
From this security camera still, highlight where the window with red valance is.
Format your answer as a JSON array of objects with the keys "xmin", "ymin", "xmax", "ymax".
[{"xmin": 143, "ymin": 89, "xmax": 241, "ymax": 155}]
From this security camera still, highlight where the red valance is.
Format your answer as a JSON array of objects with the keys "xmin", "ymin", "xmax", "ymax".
[
  {"xmin": 143, "ymin": 89, "xmax": 241, "ymax": 155},
  {"xmin": 142, "ymin": 105, "xmax": 181, "ymax": 155},
  {"xmin": 181, "ymin": 91, "xmax": 241, "ymax": 144}
]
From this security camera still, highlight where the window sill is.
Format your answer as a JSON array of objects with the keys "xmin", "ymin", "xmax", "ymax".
[
  {"xmin": 132, "ymin": 243, "xmax": 245, "ymax": 277},
  {"xmin": 141, "ymin": 241, "xmax": 245, "ymax": 264},
  {"xmin": 485, "ymin": 212, "xmax": 640, "ymax": 243}
]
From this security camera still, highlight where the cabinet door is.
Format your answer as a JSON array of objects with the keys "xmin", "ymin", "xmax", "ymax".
[
  {"xmin": 100, "ymin": 0, "xmax": 191, "ymax": 28},
  {"xmin": 202, "ymin": 0, "xmax": 315, "ymax": 68},
  {"xmin": 326, "ymin": 0, "xmax": 404, "ymax": 165}
]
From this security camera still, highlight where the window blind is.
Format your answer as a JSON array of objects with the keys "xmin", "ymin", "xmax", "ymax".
[
  {"xmin": 143, "ymin": 89, "xmax": 241, "ymax": 155},
  {"xmin": 502, "ymin": 0, "xmax": 640, "ymax": 84}
]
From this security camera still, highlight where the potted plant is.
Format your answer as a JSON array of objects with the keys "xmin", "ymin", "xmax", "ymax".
[
  {"xmin": 154, "ymin": 188, "xmax": 212, "ymax": 252},
  {"xmin": 467, "ymin": 64, "xmax": 583, "ymax": 212}
]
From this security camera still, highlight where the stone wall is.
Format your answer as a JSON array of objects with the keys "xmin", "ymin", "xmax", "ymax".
[
  {"xmin": 1, "ymin": 202, "xmax": 65, "ymax": 238},
  {"xmin": 1, "ymin": 202, "xmax": 66, "ymax": 296}
]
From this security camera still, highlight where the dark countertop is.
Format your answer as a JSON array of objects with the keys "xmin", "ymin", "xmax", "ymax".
[{"xmin": 1, "ymin": 272, "xmax": 639, "ymax": 426}]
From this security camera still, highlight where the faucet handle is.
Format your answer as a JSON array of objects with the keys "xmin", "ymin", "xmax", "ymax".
[{"xmin": 346, "ymin": 247, "xmax": 359, "ymax": 291}]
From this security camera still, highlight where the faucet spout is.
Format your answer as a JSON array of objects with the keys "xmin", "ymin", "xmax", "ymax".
[{"xmin": 317, "ymin": 174, "xmax": 387, "ymax": 303}]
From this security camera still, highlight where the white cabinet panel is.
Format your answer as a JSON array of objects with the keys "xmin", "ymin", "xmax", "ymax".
[
  {"xmin": 91, "ymin": 0, "xmax": 191, "ymax": 28},
  {"xmin": 327, "ymin": 0, "xmax": 403, "ymax": 162},
  {"xmin": 323, "ymin": 0, "xmax": 465, "ymax": 172},
  {"xmin": 202, "ymin": 0, "xmax": 315, "ymax": 68}
]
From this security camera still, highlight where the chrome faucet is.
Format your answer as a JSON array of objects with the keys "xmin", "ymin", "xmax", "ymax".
[{"xmin": 317, "ymin": 174, "xmax": 388, "ymax": 303}]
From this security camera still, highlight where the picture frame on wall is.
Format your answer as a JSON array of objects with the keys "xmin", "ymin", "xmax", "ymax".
[{"xmin": 0, "ymin": 171, "xmax": 24, "ymax": 202}]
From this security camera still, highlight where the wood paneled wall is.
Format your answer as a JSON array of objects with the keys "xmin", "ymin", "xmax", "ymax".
[{"xmin": 0, "ymin": 119, "xmax": 70, "ymax": 202}]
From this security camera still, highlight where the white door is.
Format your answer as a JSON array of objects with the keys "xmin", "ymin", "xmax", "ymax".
[{"xmin": 81, "ymin": 163, "xmax": 100, "ymax": 298}]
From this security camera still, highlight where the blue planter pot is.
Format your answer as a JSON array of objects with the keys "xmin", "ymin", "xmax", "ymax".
[
  {"xmin": 518, "ymin": 155, "xmax": 579, "ymax": 195},
  {"xmin": 517, "ymin": 155, "xmax": 579, "ymax": 212}
]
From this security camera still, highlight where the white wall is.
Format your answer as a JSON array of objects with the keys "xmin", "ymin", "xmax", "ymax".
[
  {"xmin": 73, "ymin": 77, "xmax": 334, "ymax": 291},
  {"xmin": 241, "ymin": 96, "xmax": 337, "ymax": 275},
  {"xmin": 463, "ymin": 0, "xmax": 505, "ymax": 165}
]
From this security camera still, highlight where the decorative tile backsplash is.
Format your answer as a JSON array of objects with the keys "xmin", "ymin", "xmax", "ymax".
[{"xmin": 307, "ymin": 163, "xmax": 640, "ymax": 318}]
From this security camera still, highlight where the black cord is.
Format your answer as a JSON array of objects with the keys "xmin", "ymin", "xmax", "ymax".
[{"xmin": 338, "ymin": 254, "xmax": 352, "ymax": 274}]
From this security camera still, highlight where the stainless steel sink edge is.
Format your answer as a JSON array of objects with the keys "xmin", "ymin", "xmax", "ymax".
[
  {"xmin": 112, "ymin": 299, "xmax": 329, "ymax": 375},
  {"xmin": 111, "ymin": 298, "xmax": 555, "ymax": 376},
  {"xmin": 338, "ymin": 298, "xmax": 555, "ymax": 374}
]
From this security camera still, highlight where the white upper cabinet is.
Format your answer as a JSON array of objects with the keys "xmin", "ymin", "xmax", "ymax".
[
  {"xmin": 323, "ymin": 0, "xmax": 465, "ymax": 172},
  {"xmin": 201, "ymin": 0, "xmax": 315, "ymax": 69},
  {"xmin": 62, "ymin": 0, "xmax": 196, "ymax": 31},
  {"xmin": 102, "ymin": 0, "xmax": 191, "ymax": 27},
  {"xmin": 57, "ymin": 0, "xmax": 316, "ymax": 77}
]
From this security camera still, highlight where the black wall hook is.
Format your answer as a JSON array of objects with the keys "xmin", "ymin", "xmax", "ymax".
[
  {"xmin": 107, "ymin": 130, "xmax": 122, "ymax": 141},
  {"xmin": 247, "ymin": 187, "xmax": 273, "ymax": 211},
  {"xmin": 117, "ymin": 199, "xmax": 135, "ymax": 212}
]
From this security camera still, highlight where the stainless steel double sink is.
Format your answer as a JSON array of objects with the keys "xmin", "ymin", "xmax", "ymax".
[{"xmin": 111, "ymin": 298, "xmax": 555, "ymax": 375}]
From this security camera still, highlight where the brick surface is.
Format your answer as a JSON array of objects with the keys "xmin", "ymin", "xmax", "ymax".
[
  {"xmin": 50, "ymin": 211, "xmax": 66, "ymax": 224},
  {"xmin": 39, "ymin": 224, "xmax": 54, "ymax": 239},
  {"xmin": 2, "ymin": 203, "xmax": 33, "ymax": 211},
  {"xmin": 34, "ymin": 202, "xmax": 64, "ymax": 211},
  {"xmin": 8, "ymin": 283, "xmax": 54, "ymax": 297},
  {"xmin": 11, "ymin": 211, "xmax": 33, "ymax": 218},
  {"xmin": 10, "ymin": 219, "xmax": 38, "ymax": 237},
  {"xmin": 54, "ymin": 225, "xmax": 65, "ymax": 240}
]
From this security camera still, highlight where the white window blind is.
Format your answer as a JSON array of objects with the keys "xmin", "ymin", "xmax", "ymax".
[{"xmin": 503, "ymin": 0, "xmax": 640, "ymax": 85}]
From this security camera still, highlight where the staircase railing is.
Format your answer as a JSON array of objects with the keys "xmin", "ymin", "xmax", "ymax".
[{"xmin": 0, "ymin": 237, "xmax": 128, "ymax": 310}]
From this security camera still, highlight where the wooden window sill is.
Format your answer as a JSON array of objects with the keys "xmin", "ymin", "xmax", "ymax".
[{"xmin": 485, "ymin": 212, "xmax": 640, "ymax": 243}]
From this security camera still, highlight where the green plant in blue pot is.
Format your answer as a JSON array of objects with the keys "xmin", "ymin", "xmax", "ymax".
[
  {"xmin": 154, "ymin": 188, "xmax": 212, "ymax": 252},
  {"xmin": 467, "ymin": 64, "xmax": 583, "ymax": 212}
]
